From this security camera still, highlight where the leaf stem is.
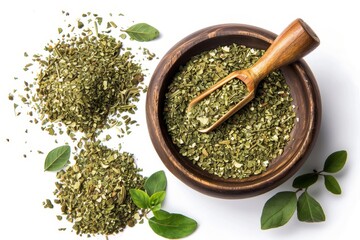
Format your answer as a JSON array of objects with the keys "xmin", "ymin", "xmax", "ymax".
[
  {"xmin": 295, "ymin": 188, "xmax": 303, "ymax": 193},
  {"xmin": 143, "ymin": 209, "xmax": 151, "ymax": 220},
  {"xmin": 313, "ymin": 169, "xmax": 324, "ymax": 176}
]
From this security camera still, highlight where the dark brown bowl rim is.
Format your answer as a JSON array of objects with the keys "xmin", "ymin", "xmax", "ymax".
[{"xmin": 146, "ymin": 23, "xmax": 321, "ymax": 199}]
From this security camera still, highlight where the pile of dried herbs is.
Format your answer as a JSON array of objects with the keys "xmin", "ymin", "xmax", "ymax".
[
  {"xmin": 19, "ymin": 12, "xmax": 148, "ymax": 142},
  {"xmin": 54, "ymin": 141, "xmax": 145, "ymax": 236},
  {"xmin": 35, "ymin": 34, "xmax": 144, "ymax": 138},
  {"xmin": 164, "ymin": 44, "xmax": 296, "ymax": 179}
]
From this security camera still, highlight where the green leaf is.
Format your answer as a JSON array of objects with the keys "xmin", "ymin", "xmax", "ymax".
[
  {"xmin": 144, "ymin": 170, "xmax": 167, "ymax": 196},
  {"xmin": 153, "ymin": 209, "xmax": 172, "ymax": 220},
  {"xmin": 149, "ymin": 213, "xmax": 197, "ymax": 239},
  {"xmin": 129, "ymin": 189, "xmax": 150, "ymax": 209},
  {"xmin": 323, "ymin": 150, "xmax": 347, "ymax": 173},
  {"xmin": 123, "ymin": 23, "xmax": 160, "ymax": 42},
  {"xmin": 324, "ymin": 175, "xmax": 341, "ymax": 194},
  {"xmin": 261, "ymin": 191, "xmax": 297, "ymax": 230},
  {"xmin": 44, "ymin": 145, "xmax": 71, "ymax": 171},
  {"xmin": 297, "ymin": 191, "xmax": 325, "ymax": 222},
  {"xmin": 149, "ymin": 191, "xmax": 166, "ymax": 211},
  {"xmin": 292, "ymin": 173, "xmax": 318, "ymax": 189}
]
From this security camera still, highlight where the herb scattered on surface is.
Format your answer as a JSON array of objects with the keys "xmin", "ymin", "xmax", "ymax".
[
  {"xmin": 130, "ymin": 170, "xmax": 198, "ymax": 239},
  {"xmin": 261, "ymin": 150, "xmax": 347, "ymax": 229},
  {"xmin": 43, "ymin": 199, "xmax": 54, "ymax": 209}
]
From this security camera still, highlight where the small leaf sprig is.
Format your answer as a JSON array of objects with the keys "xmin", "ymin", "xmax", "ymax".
[
  {"xmin": 261, "ymin": 150, "xmax": 347, "ymax": 230},
  {"xmin": 130, "ymin": 170, "xmax": 198, "ymax": 239}
]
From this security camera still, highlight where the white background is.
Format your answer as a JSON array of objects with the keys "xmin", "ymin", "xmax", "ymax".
[{"xmin": 1, "ymin": 0, "xmax": 359, "ymax": 239}]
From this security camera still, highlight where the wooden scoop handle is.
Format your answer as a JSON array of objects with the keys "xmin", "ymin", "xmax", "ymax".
[{"xmin": 250, "ymin": 18, "xmax": 320, "ymax": 86}]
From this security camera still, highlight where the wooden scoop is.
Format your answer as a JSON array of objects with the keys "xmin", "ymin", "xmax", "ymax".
[{"xmin": 187, "ymin": 18, "xmax": 320, "ymax": 133}]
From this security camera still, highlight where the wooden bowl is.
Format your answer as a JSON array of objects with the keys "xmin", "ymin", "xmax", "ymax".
[{"xmin": 146, "ymin": 23, "xmax": 321, "ymax": 199}]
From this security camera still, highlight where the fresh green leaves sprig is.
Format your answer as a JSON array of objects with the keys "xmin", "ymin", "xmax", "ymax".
[
  {"xmin": 130, "ymin": 170, "xmax": 198, "ymax": 239},
  {"xmin": 261, "ymin": 150, "xmax": 347, "ymax": 230}
]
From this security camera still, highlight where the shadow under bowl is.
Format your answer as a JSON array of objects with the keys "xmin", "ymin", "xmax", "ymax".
[{"xmin": 146, "ymin": 23, "xmax": 321, "ymax": 199}]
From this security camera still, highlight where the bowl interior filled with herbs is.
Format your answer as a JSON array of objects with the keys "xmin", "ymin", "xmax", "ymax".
[{"xmin": 146, "ymin": 23, "xmax": 321, "ymax": 198}]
